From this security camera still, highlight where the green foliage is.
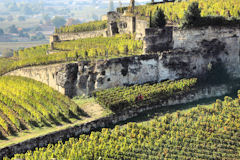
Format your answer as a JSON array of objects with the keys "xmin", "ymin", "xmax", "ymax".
[
  {"xmin": 0, "ymin": 76, "xmax": 83, "ymax": 138},
  {"xmin": 8, "ymin": 25, "xmax": 18, "ymax": 34},
  {"xmin": 181, "ymin": 2, "xmax": 240, "ymax": 28},
  {"xmin": 151, "ymin": 8, "xmax": 166, "ymax": 28},
  {"xmin": 55, "ymin": 20, "xmax": 107, "ymax": 33},
  {"xmin": 0, "ymin": 34, "xmax": 143, "ymax": 76},
  {"xmin": 94, "ymin": 78, "xmax": 197, "ymax": 112},
  {"xmin": 182, "ymin": 2, "xmax": 201, "ymax": 27},
  {"xmin": 6, "ymin": 94, "xmax": 240, "ymax": 159},
  {"xmin": 117, "ymin": 0, "xmax": 240, "ymax": 24}
]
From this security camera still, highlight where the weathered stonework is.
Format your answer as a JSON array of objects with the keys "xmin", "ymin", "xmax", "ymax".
[
  {"xmin": 0, "ymin": 84, "xmax": 233, "ymax": 159},
  {"xmin": 6, "ymin": 63, "xmax": 78, "ymax": 98},
  {"xmin": 173, "ymin": 27, "xmax": 240, "ymax": 78},
  {"xmin": 144, "ymin": 27, "xmax": 173, "ymax": 53},
  {"xmin": 6, "ymin": 27, "xmax": 240, "ymax": 97},
  {"xmin": 55, "ymin": 29, "xmax": 108, "ymax": 41}
]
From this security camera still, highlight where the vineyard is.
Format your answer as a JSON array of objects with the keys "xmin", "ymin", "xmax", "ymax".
[
  {"xmin": 118, "ymin": 0, "xmax": 240, "ymax": 23},
  {"xmin": 0, "ymin": 76, "xmax": 84, "ymax": 138},
  {"xmin": 0, "ymin": 34, "xmax": 143, "ymax": 76},
  {"xmin": 55, "ymin": 20, "xmax": 107, "ymax": 34},
  {"xmin": 5, "ymin": 93, "xmax": 240, "ymax": 159},
  {"xmin": 94, "ymin": 78, "xmax": 197, "ymax": 112}
]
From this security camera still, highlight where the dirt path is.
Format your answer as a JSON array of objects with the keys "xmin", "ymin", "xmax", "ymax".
[{"xmin": 81, "ymin": 103, "xmax": 105, "ymax": 118}]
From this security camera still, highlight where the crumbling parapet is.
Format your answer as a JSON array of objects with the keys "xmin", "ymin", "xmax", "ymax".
[{"xmin": 107, "ymin": 10, "xmax": 137, "ymax": 36}]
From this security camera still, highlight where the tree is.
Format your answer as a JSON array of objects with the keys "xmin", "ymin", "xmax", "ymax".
[
  {"xmin": 0, "ymin": 28, "xmax": 4, "ymax": 35},
  {"xmin": 19, "ymin": 31, "xmax": 29, "ymax": 38},
  {"xmin": 8, "ymin": 25, "xmax": 18, "ymax": 33},
  {"xmin": 52, "ymin": 16, "xmax": 66, "ymax": 28},
  {"xmin": 182, "ymin": 2, "xmax": 201, "ymax": 28},
  {"xmin": 151, "ymin": 8, "xmax": 166, "ymax": 28}
]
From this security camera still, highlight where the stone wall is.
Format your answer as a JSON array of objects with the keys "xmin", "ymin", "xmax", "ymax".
[
  {"xmin": 6, "ymin": 48, "xmax": 235, "ymax": 97},
  {"xmin": 144, "ymin": 27, "xmax": 173, "ymax": 53},
  {"xmin": 118, "ymin": 15, "xmax": 136, "ymax": 34},
  {"xmin": 6, "ymin": 63, "xmax": 78, "ymax": 98},
  {"xmin": 7, "ymin": 27, "xmax": 240, "ymax": 97},
  {"xmin": 173, "ymin": 27, "xmax": 240, "ymax": 78},
  {"xmin": 135, "ymin": 19, "xmax": 149, "ymax": 40},
  {"xmin": 54, "ymin": 29, "xmax": 108, "ymax": 41},
  {"xmin": 0, "ymin": 84, "xmax": 232, "ymax": 159},
  {"xmin": 107, "ymin": 11, "xmax": 149, "ymax": 39}
]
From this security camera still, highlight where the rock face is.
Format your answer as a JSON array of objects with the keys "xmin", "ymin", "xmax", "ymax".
[
  {"xmin": 173, "ymin": 27, "xmax": 240, "ymax": 78},
  {"xmin": 144, "ymin": 27, "xmax": 173, "ymax": 53},
  {"xmin": 6, "ymin": 63, "xmax": 78, "ymax": 98},
  {"xmin": 6, "ymin": 27, "xmax": 240, "ymax": 97}
]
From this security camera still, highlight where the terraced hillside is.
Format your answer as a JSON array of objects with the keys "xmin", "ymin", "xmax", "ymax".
[
  {"xmin": 55, "ymin": 20, "xmax": 108, "ymax": 34},
  {"xmin": 0, "ymin": 76, "xmax": 85, "ymax": 139},
  {"xmin": 118, "ymin": 0, "xmax": 240, "ymax": 23},
  {"xmin": 0, "ymin": 34, "xmax": 143, "ymax": 76},
  {"xmin": 6, "ymin": 94, "xmax": 240, "ymax": 160},
  {"xmin": 94, "ymin": 78, "xmax": 197, "ymax": 112}
]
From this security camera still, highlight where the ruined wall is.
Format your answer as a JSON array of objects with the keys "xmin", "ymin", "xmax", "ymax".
[
  {"xmin": 55, "ymin": 29, "xmax": 108, "ymax": 41},
  {"xmin": 173, "ymin": 27, "xmax": 240, "ymax": 78},
  {"xmin": 135, "ymin": 19, "xmax": 149, "ymax": 40},
  {"xmin": 118, "ymin": 16, "xmax": 136, "ymax": 34},
  {"xmin": 107, "ymin": 11, "xmax": 148, "ymax": 39},
  {"xmin": 7, "ymin": 27, "xmax": 240, "ymax": 97},
  {"xmin": 144, "ymin": 27, "xmax": 173, "ymax": 53},
  {"xmin": 7, "ymin": 47, "xmax": 234, "ymax": 97},
  {"xmin": 6, "ymin": 63, "xmax": 78, "ymax": 98},
  {"xmin": 0, "ymin": 84, "xmax": 232, "ymax": 159}
]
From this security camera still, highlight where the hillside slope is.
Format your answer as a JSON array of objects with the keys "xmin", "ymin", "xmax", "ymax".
[
  {"xmin": 6, "ymin": 94, "xmax": 240, "ymax": 159},
  {"xmin": 0, "ymin": 34, "xmax": 143, "ymax": 76},
  {"xmin": 0, "ymin": 76, "xmax": 85, "ymax": 138},
  {"xmin": 121, "ymin": 0, "xmax": 240, "ymax": 23}
]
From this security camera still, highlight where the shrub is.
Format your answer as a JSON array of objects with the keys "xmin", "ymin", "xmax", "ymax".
[
  {"xmin": 151, "ymin": 8, "xmax": 166, "ymax": 28},
  {"xmin": 182, "ymin": 2, "xmax": 201, "ymax": 28}
]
